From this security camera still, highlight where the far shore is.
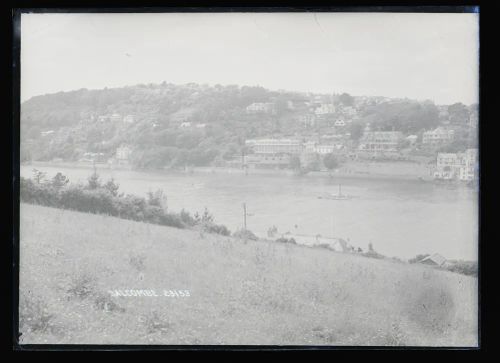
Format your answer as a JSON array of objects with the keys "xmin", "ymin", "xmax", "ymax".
[{"xmin": 21, "ymin": 159, "xmax": 466, "ymax": 185}]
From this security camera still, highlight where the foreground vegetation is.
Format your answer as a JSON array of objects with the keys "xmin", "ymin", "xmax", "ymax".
[
  {"xmin": 19, "ymin": 204, "xmax": 477, "ymax": 346},
  {"xmin": 20, "ymin": 169, "xmax": 230, "ymax": 236}
]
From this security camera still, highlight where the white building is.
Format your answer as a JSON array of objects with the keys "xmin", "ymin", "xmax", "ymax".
[
  {"xmin": 245, "ymin": 138, "xmax": 303, "ymax": 154},
  {"xmin": 315, "ymin": 144, "xmax": 340, "ymax": 154},
  {"xmin": 246, "ymin": 102, "xmax": 276, "ymax": 115},
  {"xmin": 406, "ymin": 135, "xmax": 418, "ymax": 145},
  {"xmin": 334, "ymin": 119, "xmax": 346, "ymax": 127},
  {"xmin": 341, "ymin": 106, "xmax": 357, "ymax": 117},
  {"xmin": 123, "ymin": 115, "xmax": 135, "ymax": 123},
  {"xmin": 110, "ymin": 113, "xmax": 122, "ymax": 122},
  {"xmin": 423, "ymin": 127, "xmax": 455, "ymax": 145},
  {"xmin": 116, "ymin": 145, "xmax": 132, "ymax": 163},
  {"xmin": 315, "ymin": 103, "xmax": 336, "ymax": 116},
  {"xmin": 180, "ymin": 122, "xmax": 192, "ymax": 128},
  {"xmin": 358, "ymin": 131, "xmax": 403, "ymax": 152},
  {"xmin": 435, "ymin": 149, "xmax": 478, "ymax": 181},
  {"xmin": 300, "ymin": 115, "xmax": 316, "ymax": 128}
]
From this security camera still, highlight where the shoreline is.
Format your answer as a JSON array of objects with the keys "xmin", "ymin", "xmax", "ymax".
[
  {"xmin": 21, "ymin": 160, "xmax": 475, "ymax": 187},
  {"xmin": 21, "ymin": 161, "xmax": 434, "ymax": 183}
]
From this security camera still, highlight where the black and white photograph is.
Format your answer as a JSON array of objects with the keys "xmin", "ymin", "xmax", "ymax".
[{"xmin": 16, "ymin": 9, "xmax": 479, "ymax": 347}]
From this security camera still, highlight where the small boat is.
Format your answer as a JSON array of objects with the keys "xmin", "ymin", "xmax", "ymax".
[{"xmin": 318, "ymin": 184, "xmax": 356, "ymax": 200}]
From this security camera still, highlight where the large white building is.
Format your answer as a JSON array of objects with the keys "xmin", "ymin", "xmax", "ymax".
[
  {"xmin": 435, "ymin": 148, "xmax": 478, "ymax": 181},
  {"xmin": 423, "ymin": 127, "xmax": 455, "ymax": 145},
  {"xmin": 358, "ymin": 131, "xmax": 404, "ymax": 152},
  {"xmin": 245, "ymin": 139, "xmax": 303, "ymax": 154}
]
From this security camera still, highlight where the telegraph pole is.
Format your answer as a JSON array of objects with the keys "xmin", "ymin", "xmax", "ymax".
[{"xmin": 243, "ymin": 203, "xmax": 247, "ymax": 230}]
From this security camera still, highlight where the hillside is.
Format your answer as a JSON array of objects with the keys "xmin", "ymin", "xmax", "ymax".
[
  {"xmin": 20, "ymin": 82, "xmax": 476, "ymax": 167},
  {"xmin": 19, "ymin": 204, "xmax": 478, "ymax": 346}
]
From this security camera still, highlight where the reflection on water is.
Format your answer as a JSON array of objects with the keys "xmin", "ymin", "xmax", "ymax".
[{"xmin": 20, "ymin": 165, "xmax": 478, "ymax": 261}]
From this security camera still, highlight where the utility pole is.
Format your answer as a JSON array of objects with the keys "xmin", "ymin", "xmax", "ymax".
[{"xmin": 243, "ymin": 202, "xmax": 247, "ymax": 230}]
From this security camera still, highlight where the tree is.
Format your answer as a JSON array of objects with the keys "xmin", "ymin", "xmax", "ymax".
[
  {"xmin": 51, "ymin": 172, "xmax": 69, "ymax": 189},
  {"xmin": 448, "ymin": 103, "xmax": 469, "ymax": 125},
  {"xmin": 289, "ymin": 155, "xmax": 301, "ymax": 170},
  {"xmin": 32, "ymin": 169, "xmax": 46, "ymax": 184},
  {"xmin": 87, "ymin": 172, "xmax": 101, "ymax": 190},
  {"xmin": 339, "ymin": 93, "xmax": 354, "ymax": 107},
  {"xmin": 103, "ymin": 178, "xmax": 120, "ymax": 197},
  {"xmin": 147, "ymin": 189, "xmax": 166, "ymax": 209},
  {"xmin": 349, "ymin": 121, "xmax": 365, "ymax": 141},
  {"xmin": 323, "ymin": 153, "xmax": 339, "ymax": 171}
]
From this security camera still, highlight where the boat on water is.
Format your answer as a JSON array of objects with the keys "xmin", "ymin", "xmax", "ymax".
[{"xmin": 318, "ymin": 184, "xmax": 357, "ymax": 200}]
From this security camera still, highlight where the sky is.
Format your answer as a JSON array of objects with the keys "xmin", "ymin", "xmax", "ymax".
[{"xmin": 20, "ymin": 12, "xmax": 479, "ymax": 105}]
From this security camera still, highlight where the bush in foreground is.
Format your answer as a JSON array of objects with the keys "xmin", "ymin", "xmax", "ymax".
[{"xmin": 20, "ymin": 171, "xmax": 231, "ymax": 235}]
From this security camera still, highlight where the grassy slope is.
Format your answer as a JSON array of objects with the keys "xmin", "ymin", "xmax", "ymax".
[{"xmin": 19, "ymin": 204, "xmax": 477, "ymax": 346}]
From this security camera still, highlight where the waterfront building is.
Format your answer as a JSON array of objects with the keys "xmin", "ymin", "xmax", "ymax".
[
  {"xmin": 243, "ymin": 154, "xmax": 291, "ymax": 169},
  {"xmin": 245, "ymin": 138, "xmax": 303, "ymax": 154},
  {"xmin": 434, "ymin": 148, "xmax": 478, "ymax": 181},
  {"xmin": 358, "ymin": 131, "xmax": 404, "ymax": 152}
]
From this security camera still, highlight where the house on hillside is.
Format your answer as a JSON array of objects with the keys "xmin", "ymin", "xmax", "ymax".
[
  {"xmin": 116, "ymin": 145, "xmax": 132, "ymax": 165},
  {"xmin": 123, "ymin": 115, "xmax": 135, "ymax": 124},
  {"xmin": 334, "ymin": 119, "xmax": 346, "ymax": 127},
  {"xmin": 406, "ymin": 135, "xmax": 418, "ymax": 145},
  {"xmin": 110, "ymin": 113, "xmax": 122, "ymax": 122},
  {"xmin": 418, "ymin": 253, "xmax": 447, "ymax": 267},
  {"xmin": 358, "ymin": 131, "xmax": 404, "ymax": 152},
  {"xmin": 314, "ymin": 103, "xmax": 336, "ymax": 116},
  {"xmin": 422, "ymin": 127, "xmax": 455, "ymax": 145},
  {"xmin": 246, "ymin": 102, "xmax": 276, "ymax": 115}
]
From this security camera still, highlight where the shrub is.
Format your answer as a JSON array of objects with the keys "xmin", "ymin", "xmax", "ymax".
[
  {"xmin": 409, "ymin": 254, "xmax": 430, "ymax": 264},
  {"xmin": 21, "ymin": 173, "xmax": 231, "ymax": 236},
  {"xmin": 233, "ymin": 228, "xmax": 258, "ymax": 241},
  {"xmin": 362, "ymin": 250, "xmax": 385, "ymax": 259},
  {"xmin": 143, "ymin": 205, "xmax": 165, "ymax": 224},
  {"xmin": 179, "ymin": 209, "xmax": 197, "ymax": 227},
  {"xmin": 444, "ymin": 261, "xmax": 478, "ymax": 277},
  {"xmin": 147, "ymin": 189, "xmax": 166, "ymax": 208},
  {"xmin": 19, "ymin": 292, "xmax": 55, "ymax": 335},
  {"xmin": 103, "ymin": 178, "xmax": 120, "ymax": 197},
  {"xmin": 51, "ymin": 172, "xmax": 69, "ymax": 189},
  {"xmin": 203, "ymin": 223, "xmax": 231, "ymax": 236},
  {"xmin": 87, "ymin": 172, "xmax": 101, "ymax": 190},
  {"xmin": 20, "ymin": 177, "xmax": 59, "ymax": 207},
  {"xmin": 159, "ymin": 212, "xmax": 186, "ymax": 229},
  {"xmin": 276, "ymin": 237, "xmax": 297, "ymax": 244}
]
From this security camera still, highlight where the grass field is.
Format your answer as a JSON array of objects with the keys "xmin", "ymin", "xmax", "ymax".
[{"xmin": 19, "ymin": 203, "xmax": 478, "ymax": 346}]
